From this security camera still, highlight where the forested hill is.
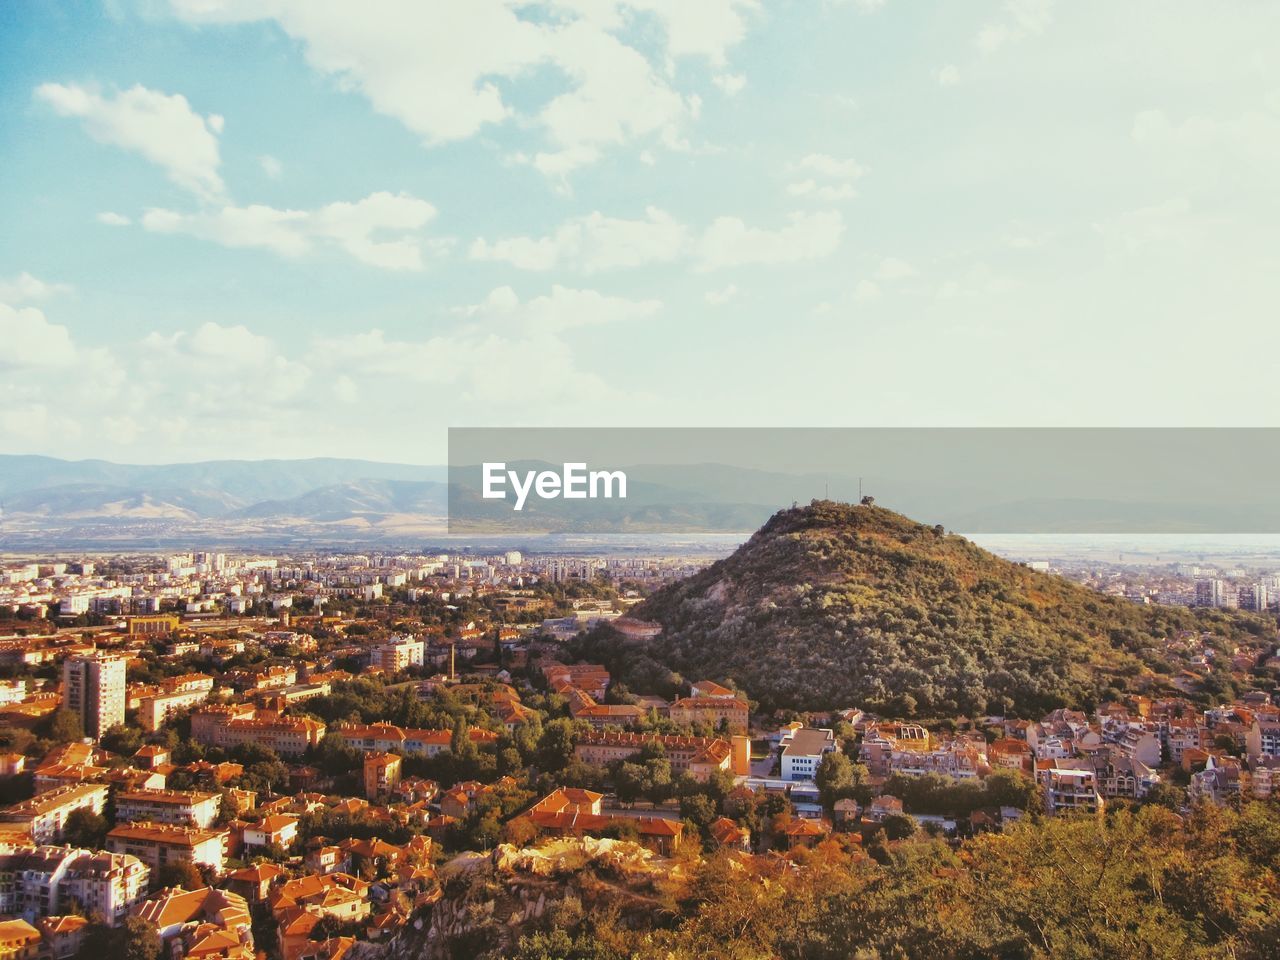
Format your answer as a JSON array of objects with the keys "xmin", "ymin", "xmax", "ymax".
[{"xmin": 582, "ymin": 501, "xmax": 1274, "ymax": 717}]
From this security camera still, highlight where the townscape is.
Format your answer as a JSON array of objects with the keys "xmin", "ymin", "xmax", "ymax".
[{"xmin": 0, "ymin": 506, "xmax": 1276, "ymax": 959}]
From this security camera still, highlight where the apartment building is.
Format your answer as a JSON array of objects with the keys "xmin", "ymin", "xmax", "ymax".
[
  {"xmin": 574, "ymin": 732, "xmax": 735, "ymax": 781},
  {"xmin": 192, "ymin": 706, "xmax": 326, "ymax": 757},
  {"xmin": 371, "ymin": 637, "xmax": 424, "ymax": 672},
  {"xmin": 61, "ymin": 652, "xmax": 127, "ymax": 740},
  {"xmin": 331, "ymin": 723, "xmax": 498, "ymax": 758},
  {"xmin": 106, "ymin": 822, "xmax": 228, "ymax": 875},
  {"xmin": 0, "ymin": 847, "xmax": 147, "ymax": 925},
  {"xmin": 1037, "ymin": 760, "xmax": 1104, "ymax": 815},
  {"xmin": 115, "ymin": 790, "xmax": 222, "ymax": 829},
  {"xmin": 0, "ymin": 784, "xmax": 109, "ymax": 844},
  {"xmin": 668, "ymin": 696, "xmax": 749, "ymax": 734},
  {"xmin": 137, "ymin": 673, "xmax": 215, "ymax": 732}
]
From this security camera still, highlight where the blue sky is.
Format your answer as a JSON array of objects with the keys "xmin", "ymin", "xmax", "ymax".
[{"xmin": 1, "ymin": 0, "xmax": 1278, "ymax": 464}]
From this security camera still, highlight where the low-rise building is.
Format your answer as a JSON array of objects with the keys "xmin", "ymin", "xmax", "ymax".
[
  {"xmin": 115, "ymin": 790, "xmax": 222, "ymax": 829},
  {"xmin": 106, "ymin": 822, "xmax": 228, "ymax": 875}
]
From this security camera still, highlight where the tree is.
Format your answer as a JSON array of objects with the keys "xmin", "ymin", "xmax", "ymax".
[
  {"xmin": 63, "ymin": 808, "xmax": 108, "ymax": 848},
  {"xmin": 814, "ymin": 752, "xmax": 855, "ymax": 809},
  {"xmin": 77, "ymin": 916, "xmax": 161, "ymax": 960},
  {"xmin": 881, "ymin": 813, "xmax": 916, "ymax": 841},
  {"xmin": 47, "ymin": 709, "xmax": 84, "ymax": 744},
  {"xmin": 537, "ymin": 718, "xmax": 578, "ymax": 772},
  {"xmin": 154, "ymin": 860, "xmax": 205, "ymax": 890},
  {"xmin": 101, "ymin": 724, "xmax": 143, "ymax": 756}
]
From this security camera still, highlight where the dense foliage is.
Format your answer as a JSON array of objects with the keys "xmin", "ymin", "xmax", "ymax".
[
  {"xmin": 578, "ymin": 502, "xmax": 1273, "ymax": 716},
  {"xmin": 498, "ymin": 802, "xmax": 1280, "ymax": 960}
]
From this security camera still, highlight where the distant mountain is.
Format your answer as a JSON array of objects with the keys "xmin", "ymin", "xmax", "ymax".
[
  {"xmin": 0, "ymin": 454, "xmax": 446, "ymax": 505},
  {"xmin": 576, "ymin": 500, "xmax": 1273, "ymax": 715},
  {"xmin": 229, "ymin": 479, "xmax": 447, "ymax": 521}
]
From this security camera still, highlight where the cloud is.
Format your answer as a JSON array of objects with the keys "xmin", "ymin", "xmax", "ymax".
[
  {"xmin": 140, "ymin": 191, "xmax": 442, "ymax": 270},
  {"xmin": 1132, "ymin": 107, "xmax": 1280, "ymax": 166},
  {"xmin": 0, "ymin": 303, "xmax": 77, "ymax": 368},
  {"xmin": 704, "ymin": 284, "xmax": 738, "ymax": 305},
  {"xmin": 166, "ymin": 0, "xmax": 757, "ymax": 177},
  {"xmin": 975, "ymin": 0, "xmax": 1053, "ymax": 55},
  {"xmin": 937, "ymin": 64, "xmax": 959, "ymax": 87},
  {"xmin": 696, "ymin": 210, "xmax": 845, "ymax": 270},
  {"xmin": 470, "ymin": 207, "xmax": 688, "ymax": 272},
  {"xmin": 98, "ymin": 211, "xmax": 132, "ymax": 226},
  {"xmin": 876, "ymin": 257, "xmax": 917, "ymax": 281},
  {"xmin": 453, "ymin": 284, "xmax": 662, "ymax": 333},
  {"xmin": 259, "ymin": 154, "xmax": 283, "ymax": 179},
  {"xmin": 35, "ymin": 82, "xmax": 225, "ymax": 200},
  {"xmin": 786, "ymin": 179, "xmax": 858, "ymax": 201},
  {"xmin": 786, "ymin": 153, "xmax": 866, "ymax": 201},
  {"xmin": 713, "ymin": 73, "xmax": 747, "ymax": 96},
  {"xmin": 790, "ymin": 153, "xmax": 867, "ymax": 179},
  {"xmin": 0, "ymin": 273, "xmax": 72, "ymax": 303},
  {"xmin": 1092, "ymin": 197, "xmax": 1194, "ymax": 255}
]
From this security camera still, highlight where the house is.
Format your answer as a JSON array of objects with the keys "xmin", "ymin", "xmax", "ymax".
[
  {"xmin": 362, "ymin": 753, "xmax": 402, "ymax": 801},
  {"xmin": 0, "ymin": 920, "xmax": 42, "ymax": 960},
  {"xmin": 243, "ymin": 815, "xmax": 299, "ymax": 851},
  {"xmin": 132, "ymin": 886, "xmax": 253, "ymax": 960},
  {"xmin": 708, "ymin": 817, "xmax": 750, "ymax": 851},
  {"xmin": 865, "ymin": 796, "xmax": 904, "ymax": 822},
  {"xmin": 782, "ymin": 818, "xmax": 829, "ymax": 850},
  {"xmin": 1037, "ymin": 760, "xmax": 1104, "ymax": 816},
  {"xmin": 223, "ymin": 863, "xmax": 286, "ymax": 905},
  {"xmin": 36, "ymin": 915, "xmax": 87, "ymax": 959},
  {"xmin": 781, "ymin": 728, "xmax": 838, "ymax": 782},
  {"xmin": 514, "ymin": 789, "xmax": 684, "ymax": 856}
]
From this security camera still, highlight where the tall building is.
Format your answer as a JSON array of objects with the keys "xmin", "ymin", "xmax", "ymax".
[{"xmin": 61, "ymin": 652, "xmax": 126, "ymax": 740}]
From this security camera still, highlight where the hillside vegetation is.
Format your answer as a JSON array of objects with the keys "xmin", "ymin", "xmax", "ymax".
[{"xmin": 580, "ymin": 501, "xmax": 1273, "ymax": 717}]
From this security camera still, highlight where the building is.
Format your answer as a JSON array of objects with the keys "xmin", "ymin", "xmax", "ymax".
[
  {"xmin": 61, "ymin": 652, "xmax": 127, "ymax": 740},
  {"xmin": 138, "ymin": 674, "xmax": 215, "ymax": 732},
  {"xmin": 362, "ymin": 753, "xmax": 402, "ymax": 801},
  {"xmin": 243, "ymin": 815, "xmax": 299, "ymax": 851},
  {"xmin": 0, "ymin": 784, "xmax": 109, "ymax": 844},
  {"xmin": 192, "ymin": 707, "xmax": 326, "ymax": 757},
  {"xmin": 781, "ymin": 728, "xmax": 838, "ymax": 782},
  {"xmin": 0, "ymin": 920, "xmax": 42, "ymax": 960},
  {"xmin": 1038, "ymin": 761, "xmax": 1104, "ymax": 815},
  {"xmin": 127, "ymin": 615, "xmax": 180, "ymax": 636},
  {"xmin": 0, "ymin": 847, "xmax": 147, "ymax": 925},
  {"xmin": 1246, "ymin": 718, "xmax": 1280, "ymax": 762},
  {"xmin": 574, "ymin": 732, "xmax": 733, "ymax": 781},
  {"xmin": 514, "ymin": 789, "xmax": 683, "ymax": 856},
  {"xmin": 106, "ymin": 822, "xmax": 228, "ymax": 875},
  {"xmin": 371, "ymin": 637, "xmax": 424, "ymax": 672},
  {"xmin": 115, "ymin": 790, "xmax": 222, "ymax": 829},
  {"xmin": 667, "ymin": 696, "xmax": 749, "ymax": 734}
]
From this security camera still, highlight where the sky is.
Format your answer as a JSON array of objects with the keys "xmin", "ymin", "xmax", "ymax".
[{"xmin": 1, "ymin": 0, "xmax": 1278, "ymax": 466}]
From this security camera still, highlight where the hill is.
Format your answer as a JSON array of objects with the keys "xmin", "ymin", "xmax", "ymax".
[{"xmin": 578, "ymin": 501, "xmax": 1274, "ymax": 716}]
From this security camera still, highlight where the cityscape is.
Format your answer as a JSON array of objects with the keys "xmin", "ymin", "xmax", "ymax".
[{"xmin": 4, "ymin": 1, "xmax": 1279, "ymax": 957}]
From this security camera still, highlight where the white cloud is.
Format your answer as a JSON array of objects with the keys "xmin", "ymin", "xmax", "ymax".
[
  {"xmin": 141, "ymin": 191, "xmax": 441, "ymax": 270},
  {"xmin": 98, "ymin": 211, "xmax": 132, "ymax": 226},
  {"xmin": 696, "ymin": 210, "xmax": 845, "ymax": 270},
  {"xmin": 259, "ymin": 154, "xmax": 283, "ymax": 179},
  {"xmin": 470, "ymin": 207, "xmax": 687, "ymax": 272},
  {"xmin": 976, "ymin": 0, "xmax": 1054, "ymax": 55},
  {"xmin": 785, "ymin": 153, "xmax": 865, "ymax": 203},
  {"xmin": 713, "ymin": 73, "xmax": 747, "ymax": 96},
  {"xmin": 1132, "ymin": 107, "xmax": 1280, "ymax": 166},
  {"xmin": 0, "ymin": 273, "xmax": 71, "ymax": 303},
  {"xmin": 786, "ymin": 179, "xmax": 858, "ymax": 201},
  {"xmin": 1092, "ymin": 197, "xmax": 1194, "ymax": 255},
  {"xmin": 791, "ymin": 153, "xmax": 867, "ymax": 180},
  {"xmin": 0, "ymin": 303, "xmax": 77, "ymax": 368},
  {"xmin": 937, "ymin": 64, "xmax": 959, "ymax": 87},
  {"xmin": 167, "ymin": 0, "xmax": 756, "ymax": 177},
  {"xmin": 876, "ymin": 257, "xmax": 917, "ymax": 281},
  {"xmin": 854, "ymin": 279, "xmax": 881, "ymax": 301},
  {"xmin": 704, "ymin": 284, "xmax": 738, "ymax": 305},
  {"xmin": 454, "ymin": 284, "xmax": 662, "ymax": 333},
  {"xmin": 35, "ymin": 82, "xmax": 225, "ymax": 200}
]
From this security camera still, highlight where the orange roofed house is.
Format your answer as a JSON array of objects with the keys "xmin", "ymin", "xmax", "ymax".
[{"xmin": 512, "ymin": 788, "xmax": 684, "ymax": 856}]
